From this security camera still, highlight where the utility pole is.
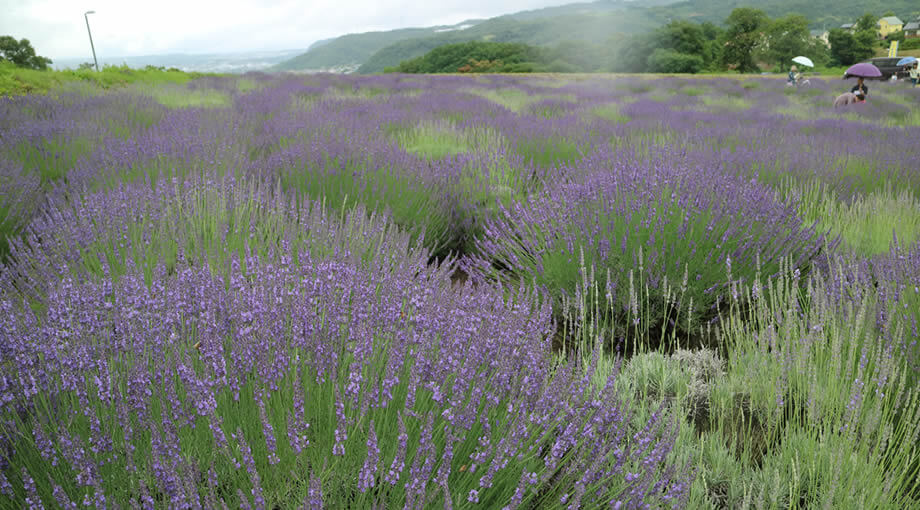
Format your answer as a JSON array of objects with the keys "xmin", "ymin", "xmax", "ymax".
[{"xmin": 84, "ymin": 10, "xmax": 99, "ymax": 71}]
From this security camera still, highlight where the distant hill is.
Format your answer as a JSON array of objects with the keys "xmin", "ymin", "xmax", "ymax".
[
  {"xmin": 276, "ymin": 1, "xmax": 656, "ymax": 73},
  {"xmin": 306, "ymin": 38, "xmax": 336, "ymax": 51},
  {"xmin": 274, "ymin": 21, "xmax": 485, "ymax": 72},
  {"xmin": 275, "ymin": 0, "xmax": 920, "ymax": 73},
  {"xmin": 359, "ymin": 6, "xmax": 657, "ymax": 73}
]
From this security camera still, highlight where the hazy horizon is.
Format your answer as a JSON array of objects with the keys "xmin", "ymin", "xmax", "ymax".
[{"xmin": 1, "ymin": 0, "xmax": 582, "ymax": 61}]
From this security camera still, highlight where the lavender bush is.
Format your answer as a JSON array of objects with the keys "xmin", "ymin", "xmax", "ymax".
[
  {"xmin": 468, "ymin": 154, "xmax": 830, "ymax": 348},
  {"xmin": 0, "ymin": 228, "xmax": 691, "ymax": 508}
]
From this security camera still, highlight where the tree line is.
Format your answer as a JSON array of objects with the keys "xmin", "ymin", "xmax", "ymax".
[{"xmin": 392, "ymin": 7, "xmax": 907, "ymax": 75}]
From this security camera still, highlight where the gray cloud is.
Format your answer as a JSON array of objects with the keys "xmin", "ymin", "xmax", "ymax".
[{"xmin": 0, "ymin": 0, "xmax": 569, "ymax": 59}]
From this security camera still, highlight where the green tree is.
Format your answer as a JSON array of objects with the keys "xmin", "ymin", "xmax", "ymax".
[
  {"xmin": 543, "ymin": 41, "xmax": 607, "ymax": 72},
  {"xmin": 646, "ymin": 48, "xmax": 704, "ymax": 73},
  {"xmin": 854, "ymin": 13, "xmax": 883, "ymax": 51},
  {"xmin": 699, "ymin": 22, "xmax": 725, "ymax": 68},
  {"xmin": 614, "ymin": 31, "xmax": 659, "ymax": 72},
  {"xmin": 614, "ymin": 20, "xmax": 720, "ymax": 73},
  {"xmin": 761, "ymin": 14, "xmax": 811, "ymax": 66},
  {"xmin": 0, "ymin": 36, "xmax": 52, "ymax": 70},
  {"xmin": 721, "ymin": 8, "xmax": 769, "ymax": 73},
  {"xmin": 828, "ymin": 27, "xmax": 875, "ymax": 65},
  {"xmin": 390, "ymin": 41, "xmax": 546, "ymax": 74}
]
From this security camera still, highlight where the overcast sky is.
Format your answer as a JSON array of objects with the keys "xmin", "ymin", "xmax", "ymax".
[{"xmin": 1, "ymin": 0, "xmax": 572, "ymax": 59}]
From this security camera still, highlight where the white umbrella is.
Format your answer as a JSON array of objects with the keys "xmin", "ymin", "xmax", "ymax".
[{"xmin": 792, "ymin": 56, "xmax": 814, "ymax": 68}]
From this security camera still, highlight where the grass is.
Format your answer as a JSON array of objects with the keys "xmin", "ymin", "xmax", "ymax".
[
  {"xmin": 591, "ymin": 102, "xmax": 630, "ymax": 124},
  {"xmin": 698, "ymin": 94, "xmax": 753, "ymax": 111},
  {"xmin": 465, "ymin": 88, "xmax": 550, "ymax": 112},
  {"xmin": 137, "ymin": 84, "xmax": 231, "ymax": 109},
  {"xmin": 580, "ymin": 260, "xmax": 920, "ymax": 508},
  {"xmin": 784, "ymin": 179, "xmax": 920, "ymax": 256},
  {"xmin": 276, "ymin": 147, "xmax": 455, "ymax": 257},
  {"xmin": 6, "ymin": 135, "xmax": 96, "ymax": 184},
  {"xmin": 515, "ymin": 135, "xmax": 583, "ymax": 168},
  {"xmin": 0, "ymin": 62, "xmax": 203, "ymax": 97},
  {"xmin": 393, "ymin": 120, "xmax": 504, "ymax": 160}
]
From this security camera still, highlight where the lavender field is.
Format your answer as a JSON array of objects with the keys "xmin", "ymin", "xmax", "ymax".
[{"xmin": 1, "ymin": 72, "xmax": 919, "ymax": 509}]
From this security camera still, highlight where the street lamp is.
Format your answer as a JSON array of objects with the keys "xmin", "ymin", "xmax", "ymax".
[{"xmin": 84, "ymin": 10, "xmax": 99, "ymax": 71}]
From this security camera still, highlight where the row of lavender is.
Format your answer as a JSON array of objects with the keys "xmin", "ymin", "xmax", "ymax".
[{"xmin": 0, "ymin": 72, "xmax": 918, "ymax": 507}]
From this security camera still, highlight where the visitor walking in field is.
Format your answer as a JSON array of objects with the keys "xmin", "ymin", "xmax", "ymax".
[{"xmin": 910, "ymin": 63, "xmax": 919, "ymax": 87}]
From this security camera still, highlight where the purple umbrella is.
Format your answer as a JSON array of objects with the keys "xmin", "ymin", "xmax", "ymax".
[{"xmin": 844, "ymin": 62, "xmax": 882, "ymax": 78}]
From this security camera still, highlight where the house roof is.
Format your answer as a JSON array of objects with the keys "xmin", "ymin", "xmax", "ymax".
[
  {"xmin": 905, "ymin": 21, "xmax": 920, "ymax": 31},
  {"xmin": 878, "ymin": 16, "xmax": 903, "ymax": 26},
  {"xmin": 841, "ymin": 23, "xmax": 854, "ymax": 29}
]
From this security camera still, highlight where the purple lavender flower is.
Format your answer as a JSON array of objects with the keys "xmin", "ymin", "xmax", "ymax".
[
  {"xmin": 358, "ymin": 420, "xmax": 379, "ymax": 492},
  {"xmin": 386, "ymin": 413, "xmax": 408, "ymax": 486},
  {"xmin": 22, "ymin": 468, "xmax": 43, "ymax": 509},
  {"xmin": 307, "ymin": 470, "xmax": 323, "ymax": 509}
]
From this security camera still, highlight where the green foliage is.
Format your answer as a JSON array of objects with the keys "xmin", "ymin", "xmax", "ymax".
[
  {"xmin": 275, "ymin": 0, "xmax": 920, "ymax": 73},
  {"xmin": 615, "ymin": 20, "xmax": 723, "ymax": 73},
  {"xmin": 721, "ymin": 8, "xmax": 770, "ymax": 73},
  {"xmin": 572, "ymin": 260, "xmax": 920, "ymax": 508},
  {"xmin": 515, "ymin": 136, "xmax": 582, "ymax": 168},
  {"xmin": 7, "ymin": 135, "xmax": 95, "ymax": 184},
  {"xmin": 644, "ymin": 0, "xmax": 920, "ymax": 31},
  {"xmin": 0, "ymin": 62, "xmax": 200, "ymax": 97},
  {"xmin": 391, "ymin": 41, "xmax": 546, "ymax": 74},
  {"xmin": 784, "ymin": 180, "xmax": 920, "ymax": 256},
  {"xmin": 761, "ymin": 14, "xmax": 829, "ymax": 68},
  {"xmin": 900, "ymin": 37, "xmax": 920, "ymax": 50},
  {"xmin": 277, "ymin": 145, "xmax": 454, "ymax": 257},
  {"xmin": 828, "ymin": 24, "xmax": 877, "ymax": 66},
  {"xmin": 358, "ymin": 11, "xmax": 654, "ymax": 74},
  {"xmin": 393, "ymin": 120, "xmax": 503, "ymax": 159},
  {"xmin": 0, "ymin": 36, "xmax": 51, "ymax": 70},
  {"xmin": 856, "ymin": 12, "xmax": 878, "ymax": 32},
  {"xmin": 274, "ymin": 26, "xmax": 438, "ymax": 71},
  {"xmin": 137, "ymin": 83, "xmax": 231, "ymax": 109},
  {"xmin": 541, "ymin": 40, "xmax": 610, "ymax": 73},
  {"xmin": 887, "ymin": 29, "xmax": 906, "ymax": 42},
  {"xmin": 614, "ymin": 31, "xmax": 661, "ymax": 73},
  {"xmin": 647, "ymin": 48, "xmax": 705, "ymax": 73}
]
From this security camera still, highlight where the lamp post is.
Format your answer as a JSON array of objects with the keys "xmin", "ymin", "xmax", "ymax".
[{"xmin": 84, "ymin": 10, "xmax": 99, "ymax": 71}]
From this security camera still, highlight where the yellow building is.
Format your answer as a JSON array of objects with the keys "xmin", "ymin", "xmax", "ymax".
[{"xmin": 876, "ymin": 16, "xmax": 904, "ymax": 38}]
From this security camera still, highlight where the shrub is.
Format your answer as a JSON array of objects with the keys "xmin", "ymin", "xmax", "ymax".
[
  {"xmin": 0, "ymin": 235, "xmax": 693, "ymax": 508},
  {"xmin": 469, "ymin": 161, "xmax": 829, "ymax": 350},
  {"xmin": 646, "ymin": 49, "xmax": 705, "ymax": 74}
]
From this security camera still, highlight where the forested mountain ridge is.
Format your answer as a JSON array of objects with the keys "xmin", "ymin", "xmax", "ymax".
[
  {"xmin": 275, "ymin": 0, "xmax": 920, "ymax": 73},
  {"xmin": 647, "ymin": 0, "xmax": 919, "ymax": 28},
  {"xmin": 274, "ymin": 23, "xmax": 481, "ymax": 72}
]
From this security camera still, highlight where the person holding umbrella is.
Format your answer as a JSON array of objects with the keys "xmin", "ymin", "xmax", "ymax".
[
  {"xmin": 844, "ymin": 62, "xmax": 881, "ymax": 99},
  {"xmin": 901, "ymin": 57, "xmax": 920, "ymax": 86},
  {"xmin": 851, "ymin": 78, "xmax": 869, "ymax": 97},
  {"xmin": 789, "ymin": 56, "xmax": 814, "ymax": 86}
]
